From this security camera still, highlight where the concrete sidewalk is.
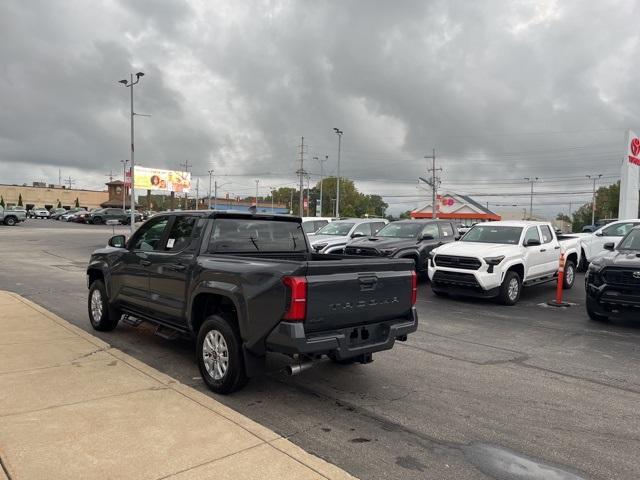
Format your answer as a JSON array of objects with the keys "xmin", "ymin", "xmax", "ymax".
[{"xmin": 0, "ymin": 291, "xmax": 357, "ymax": 480}]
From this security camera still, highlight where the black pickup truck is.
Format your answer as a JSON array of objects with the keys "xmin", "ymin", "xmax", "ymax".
[
  {"xmin": 87, "ymin": 212, "xmax": 418, "ymax": 393},
  {"xmin": 585, "ymin": 226, "xmax": 640, "ymax": 322}
]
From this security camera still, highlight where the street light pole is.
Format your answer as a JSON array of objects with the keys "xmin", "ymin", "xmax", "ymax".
[
  {"xmin": 333, "ymin": 128, "xmax": 343, "ymax": 217},
  {"xmin": 255, "ymin": 179, "xmax": 259, "ymax": 206},
  {"xmin": 586, "ymin": 174, "xmax": 603, "ymax": 226},
  {"xmin": 120, "ymin": 159, "xmax": 129, "ymax": 211},
  {"xmin": 271, "ymin": 187, "xmax": 275, "ymax": 213},
  {"xmin": 315, "ymin": 156, "xmax": 327, "ymax": 217},
  {"xmin": 118, "ymin": 72, "xmax": 145, "ymax": 234},
  {"xmin": 523, "ymin": 177, "xmax": 539, "ymax": 220},
  {"xmin": 208, "ymin": 170, "xmax": 214, "ymax": 210}
]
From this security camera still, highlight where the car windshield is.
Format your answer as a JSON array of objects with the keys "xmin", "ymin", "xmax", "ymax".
[
  {"xmin": 461, "ymin": 225, "xmax": 523, "ymax": 244},
  {"xmin": 315, "ymin": 222, "xmax": 355, "ymax": 236},
  {"xmin": 208, "ymin": 218, "xmax": 307, "ymax": 253},
  {"xmin": 376, "ymin": 222, "xmax": 424, "ymax": 238},
  {"xmin": 618, "ymin": 229, "xmax": 640, "ymax": 250}
]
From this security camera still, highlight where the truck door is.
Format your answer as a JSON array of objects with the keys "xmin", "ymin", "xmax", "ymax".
[
  {"xmin": 522, "ymin": 226, "xmax": 547, "ymax": 279},
  {"xmin": 539, "ymin": 225, "xmax": 560, "ymax": 274}
]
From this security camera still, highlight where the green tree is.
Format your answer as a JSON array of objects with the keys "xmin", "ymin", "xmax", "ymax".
[
  {"xmin": 17, "ymin": 193, "xmax": 23, "ymax": 206},
  {"xmin": 571, "ymin": 181, "xmax": 621, "ymax": 232},
  {"xmin": 399, "ymin": 210, "xmax": 413, "ymax": 219},
  {"xmin": 556, "ymin": 213, "xmax": 571, "ymax": 222},
  {"xmin": 74, "ymin": 197, "xmax": 80, "ymax": 208},
  {"xmin": 0, "ymin": 195, "xmax": 4, "ymax": 208}
]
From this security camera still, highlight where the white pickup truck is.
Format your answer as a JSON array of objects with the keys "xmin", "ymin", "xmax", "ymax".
[
  {"xmin": 578, "ymin": 219, "xmax": 640, "ymax": 269},
  {"xmin": 428, "ymin": 221, "xmax": 582, "ymax": 305}
]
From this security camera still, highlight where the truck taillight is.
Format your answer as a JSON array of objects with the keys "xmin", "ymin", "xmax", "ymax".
[
  {"xmin": 411, "ymin": 271, "xmax": 417, "ymax": 305},
  {"xmin": 283, "ymin": 276, "xmax": 307, "ymax": 321}
]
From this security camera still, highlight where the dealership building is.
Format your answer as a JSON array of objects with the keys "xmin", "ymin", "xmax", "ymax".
[
  {"xmin": 411, "ymin": 193, "xmax": 501, "ymax": 225},
  {"xmin": 0, "ymin": 183, "xmax": 108, "ymax": 210}
]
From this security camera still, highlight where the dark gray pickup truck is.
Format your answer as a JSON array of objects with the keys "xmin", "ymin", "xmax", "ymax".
[{"xmin": 87, "ymin": 211, "xmax": 418, "ymax": 393}]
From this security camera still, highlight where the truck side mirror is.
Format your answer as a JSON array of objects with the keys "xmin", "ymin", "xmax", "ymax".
[
  {"xmin": 108, "ymin": 235, "xmax": 126, "ymax": 248},
  {"xmin": 351, "ymin": 232, "xmax": 366, "ymax": 238},
  {"xmin": 421, "ymin": 233, "xmax": 435, "ymax": 241},
  {"xmin": 603, "ymin": 242, "xmax": 615, "ymax": 251},
  {"xmin": 525, "ymin": 238, "xmax": 541, "ymax": 247}
]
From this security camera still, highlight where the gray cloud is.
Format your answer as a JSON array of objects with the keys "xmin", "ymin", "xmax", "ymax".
[{"xmin": 0, "ymin": 0, "xmax": 638, "ymax": 214}]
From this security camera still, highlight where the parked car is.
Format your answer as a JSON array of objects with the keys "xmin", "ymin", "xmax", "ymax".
[
  {"xmin": 345, "ymin": 219, "xmax": 459, "ymax": 276},
  {"xmin": 30, "ymin": 207, "xmax": 50, "ymax": 219},
  {"xmin": 301, "ymin": 216, "xmax": 332, "ymax": 234},
  {"xmin": 61, "ymin": 210, "xmax": 86, "ymax": 222},
  {"xmin": 428, "ymin": 221, "xmax": 582, "ymax": 305},
  {"xmin": 124, "ymin": 209, "xmax": 144, "ymax": 224},
  {"xmin": 0, "ymin": 205, "xmax": 26, "ymax": 226},
  {"xmin": 457, "ymin": 224, "xmax": 472, "ymax": 235},
  {"xmin": 86, "ymin": 212, "xmax": 418, "ymax": 394},
  {"xmin": 579, "ymin": 219, "xmax": 640, "ymax": 269},
  {"xmin": 73, "ymin": 211, "xmax": 92, "ymax": 223},
  {"xmin": 50, "ymin": 208, "xmax": 68, "ymax": 220},
  {"xmin": 585, "ymin": 226, "xmax": 640, "ymax": 322},
  {"xmin": 88, "ymin": 208, "xmax": 128, "ymax": 225},
  {"xmin": 308, "ymin": 218, "xmax": 388, "ymax": 254}
]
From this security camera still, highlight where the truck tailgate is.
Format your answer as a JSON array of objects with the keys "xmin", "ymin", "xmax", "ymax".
[{"xmin": 304, "ymin": 258, "xmax": 414, "ymax": 333}]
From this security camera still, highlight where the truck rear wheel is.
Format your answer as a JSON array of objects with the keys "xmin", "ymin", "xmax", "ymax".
[
  {"xmin": 88, "ymin": 280, "xmax": 120, "ymax": 331},
  {"xmin": 4, "ymin": 216, "xmax": 17, "ymax": 226},
  {"xmin": 197, "ymin": 315, "xmax": 248, "ymax": 394},
  {"xmin": 498, "ymin": 271, "xmax": 521, "ymax": 306},
  {"xmin": 563, "ymin": 260, "xmax": 576, "ymax": 290}
]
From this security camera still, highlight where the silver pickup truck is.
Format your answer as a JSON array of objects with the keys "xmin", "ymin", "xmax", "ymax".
[{"xmin": 0, "ymin": 206, "xmax": 27, "ymax": 226}]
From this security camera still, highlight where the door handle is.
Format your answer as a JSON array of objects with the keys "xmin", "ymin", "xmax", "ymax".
[
  {"xmin": 540, "ymin": 249, "xmax": 546, "ymax": 252},
  {"xmin": 139, "ymin": 260, "xmax": 152, "ymax": 266},
  {"xmin": 168, "ymin": 264, "xmax": 187, "ymax": 272},
  {"xmin": 554, "ymin": 246, "xmax": 560, "ymax": 250}
]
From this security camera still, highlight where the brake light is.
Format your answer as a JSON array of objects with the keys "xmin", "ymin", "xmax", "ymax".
[
  {"xmin": 283, "ymin": 276, "xmax": 307, "ymax": 321},
  {"xmin": 410, "ymin": 271, "xmax": 417, "ymax": 305}
]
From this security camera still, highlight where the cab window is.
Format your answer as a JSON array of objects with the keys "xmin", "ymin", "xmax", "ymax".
[
  {"xmin": 352, "ymin": 223, "xmax": 371, "ymax": 237},
  {"xmin": 523, "ymin": 227, "xmax": 541, "ymax": 245},
  {"xmin": 602, "ymin": 222, "xmax": 639, "ymax": 237},
  {"xmin": 439, "ymin": 223, "xmax": 454, "ymax": 238},
  {"xmin": 164, "ymin": 216, "xmax": 196, "ymax": 251},
  {"xmin": 421, "ymin": 223, "xmax": 439, "ymax": 239},
  {"xmin": 539, "ymin": 225, "xmax": 553, "ymax": 243},
  {"xmin": 131, "ymin": 217, "xmax": 170, "ymax": 251}
]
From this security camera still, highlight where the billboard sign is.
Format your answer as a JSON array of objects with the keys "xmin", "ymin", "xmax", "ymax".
[{"xmin": 134, "ymin": 166, "xmax": 191, "ymax": 193}]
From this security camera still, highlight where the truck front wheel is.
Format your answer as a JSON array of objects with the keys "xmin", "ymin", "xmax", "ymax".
[
  {"xmin": 88, "ymin": 280, "xmax": 120, "ymax": 331},
  {"xmin": 563, "ymin": 260, "xmax": 576, "ymax": 290},
  {"xmin": 197, "ymin": 315, "xmax": 248, "ymax": 394},
  {"xmin": 498, "ymin": 271, "xmax": 521, "ymax": 306}
]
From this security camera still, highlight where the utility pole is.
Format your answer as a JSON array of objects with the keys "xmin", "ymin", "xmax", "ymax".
[
  {"xmin": 586, "ymin": 174, "xmax": 603, "ymax": 226},
  {"xmin": 195, "ymin": 177, "xmax": 199, "ymax": 210},
  {"xmin": 289, "ymin": 190, "xmax": 294, "ymax": 214},
  {"xmin": 255, "ymin": 179, "xmax": 259, "ymax": 206},
  {"xmin": 106, "ymin": 170, "xmax": 114, "ymax": 182},
  {"xmin": 315, "ymin": 155, "xmax": 327, "ymax": 217},
  {"xmin": 214, "ymin": 181, "xmax": 218, "ymax": 211},
  {"xmin": 120, "ymin": 159, "xmax": 129, "ymax": 210},
  {"xmin": 333, "ymin": 128, "xmax": 343, "ymax": 217},
  {"xmin": 270, "ymin": 187, "xmax": 275, "ymax": 213},
  {"xmin": 424, "ymin": 149, "xmax": 441, "ymax": 219},
  {"xmin": 523, "ymin": 177, "xmax": 540, "ymax": 220},
  {"xmin": 306, "ymin": 174, "xmax": 311, "ymax": 216},
  {"xmin": 58, "ymin": 169, "xmax": 62, "ymax": 186},
  {"xmin": 296, "ymin": 137, "xmax": 306, "ymax": 216},
  {"xmin": 118, "ymin": 71, "xmax": 145, "ymax": 233},
  {"xmin": 208, "ymin": 170, "xmax": 214, "ymax": 210},
  {"xmin": 65, "ymin": 176, "xmax": 76, "ymax": 189},
  {"xmin": 180, "ymin": 160, "xmax": 191, "ymax": 209}
]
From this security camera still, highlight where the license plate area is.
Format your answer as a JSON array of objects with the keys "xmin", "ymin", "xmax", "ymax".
[{"xmin": 346, "ymin": 323, "xmax": 390, "ymax": 347}]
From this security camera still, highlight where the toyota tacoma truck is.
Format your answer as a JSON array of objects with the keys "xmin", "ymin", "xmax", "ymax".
[
  {"xmin": 87, "ymin": 211, "xmax": 418, "ymax": 394},
  {"xmin": 0, "ymin": 206, "xmax": 27, "ymax": 226},
  {"xmin": 585, "ymin": 226, "xmax": 640, "ymax": 322},
  {"xmin": 428, "ymin": 221, "xmax": 582, "ymax": 305}
]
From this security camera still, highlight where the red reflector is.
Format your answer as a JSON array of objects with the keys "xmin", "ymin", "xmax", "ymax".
[
  {"xmin": 410, "ymin": 271, "xmax": 417, "ymax": 305},
  {"xmin": 283, "ymin": 276, "xmax": 307, "ymax": 321}
]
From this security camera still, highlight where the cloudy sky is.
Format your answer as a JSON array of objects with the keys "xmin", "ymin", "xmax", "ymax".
[{"xmin": 1, "ymin": 0, "xmax": 638, "ymax": 216}]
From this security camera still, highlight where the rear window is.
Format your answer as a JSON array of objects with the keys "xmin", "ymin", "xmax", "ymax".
[{"xmin": 208, "ymin": 218, "xmax": 307, "ymax": 253}]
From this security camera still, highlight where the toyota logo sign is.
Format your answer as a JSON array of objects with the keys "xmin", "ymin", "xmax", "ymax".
[{"xmin": 634, "ymin": 271, "xmax": 640, "ymax": 279}]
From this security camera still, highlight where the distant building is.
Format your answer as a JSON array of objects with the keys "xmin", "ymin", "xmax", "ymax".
[
  {"xmin": 0, "ymin": 183, "xmax": 108, "ymax": 210},
  {"xmin": 411, "ymin": 193, "xmax": 501, "ymax": 225}
]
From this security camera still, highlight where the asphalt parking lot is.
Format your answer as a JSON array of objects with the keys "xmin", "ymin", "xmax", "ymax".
[{"xmin": 1, "ymin": 220, "xmax": 639, "ymax": 480}]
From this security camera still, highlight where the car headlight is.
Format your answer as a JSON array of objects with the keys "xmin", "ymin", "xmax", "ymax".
[
  {"xmin": 588, "ymin": 262, "xmax": 604, "ymax": 274},
  {"xmin": 483, "ymin": 256, "xmax": 505, "ymax": 266}
]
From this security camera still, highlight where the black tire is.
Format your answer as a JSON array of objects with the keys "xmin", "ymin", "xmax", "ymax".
[
  {"xmin": 92, "ymin": 216, "xmax": 103, "ymax": 225},
  {"xmin": 88, "ymin": 280, "xmax": 120, "ymax": 331},
  {"xmin": 577, "ymin": 251, "xmax": 588, "ymax": 272},
  {"xmin": 4, "ymin": 216, "xmax": 17, "ymax": 226},
  {"xmin": 563, "ymin": 260, "xmax": 576, "ymax": 290},
  {"xmin": 432, "ymin": 288, "xmax": 449, "ymax": 298},
  {"xmin": 197, "ymin": 315, "xmax": 248, "ymax": 394},
  {"xmin": 498, "ymin": 270, "xmax": 522, "ymax": 306},
  {"xmin": 586, "ymin": 297, "xmax": 609, "ymax": 322}
]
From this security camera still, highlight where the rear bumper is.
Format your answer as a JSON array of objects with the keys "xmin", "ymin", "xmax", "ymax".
[{"xmin": 265, "ymin": 308, "xmax": 418, "ymax": 360}]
